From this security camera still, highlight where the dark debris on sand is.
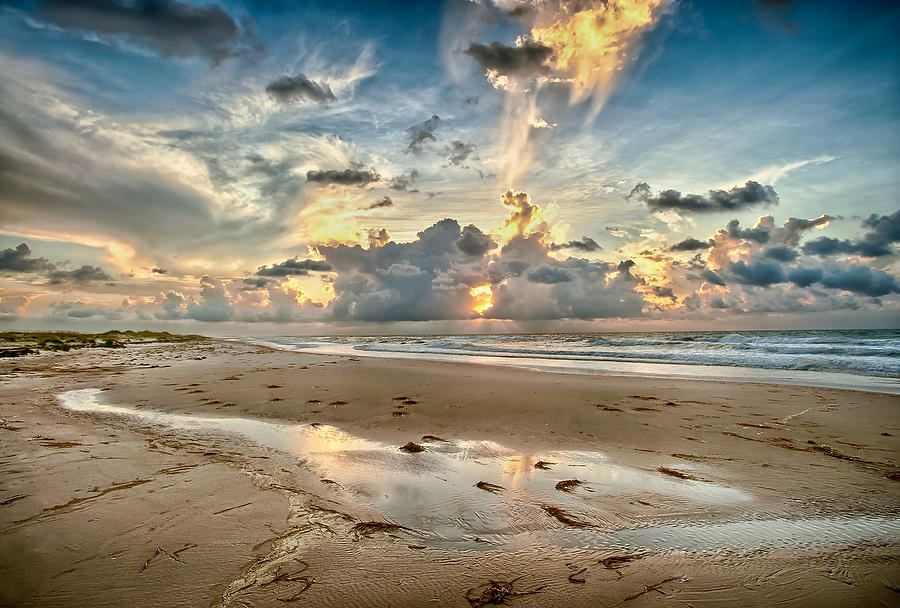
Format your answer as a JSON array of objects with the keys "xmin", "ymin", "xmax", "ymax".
[
  {"xmin": 474, "ymin": 481, "xmax": 504, "ymax": 493},
  {"xmin": 465, "ymin": 576, "xmax": 544, "ymax": 607},
  {"xmin": 554, "ymin": 479, "xmax": 583, "ymax": 492},
  {"xmin": 399, "ymin": 441, "xmax": 426, "ymax": 453}
]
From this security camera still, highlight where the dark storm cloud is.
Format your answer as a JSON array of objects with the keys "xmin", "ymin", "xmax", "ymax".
[
  {"xmin": 652, "ymin": 285, "xmax": 677, "ymax": 302},
  {"xmin": 0, "ymin": 243, "xmax": 55, "ymax": 273},
  {"xmin": 801, "ymin": 237, "xmax": 891, "ymax": 258},
  {"xmin": 862, "ymin": 209, "xmax": 900, "ymax": 244},
  {"xmin": 454, "ymin": 225, "xmax": 496, "ymax": 257},
  {"xmin": 802, "ymin": 210, "xmax": 899, "ymax": 257},
  {"xmin": 47, "ymin": 265, "xmax": 113, "ymax": 284},
  {"xmin": 367, "ymin": 196, "xmax": 394, "ymax": 210},
  {"xmin": 265, "ymin": 74, "xmax": 336, "ymax": 104},
  {"xmin": 405, "ymin": 115, "xmax": 441, "ymax": 154},
  {"xmin": 256, "ymin": 258, "xmax": 333, "ymax": 277},
  {"xmin": 701, "ymin": 269, "xmax": 726, "ymax": 286},
  {"xmin": 819, "ymin": 265, "xmax": 899, "ymax": 297},
  {"xmin": 786, "ymin": 267, "xmax": 822, "ymax": 287},
  {"xmin": 628, "ymin": 181, "xmax": 779, "ymax": 214},
  {"xmin": 314, "ymin": 211, "xmax": 645, "ymax": 322},
  {"xmin": 725, "ymin": 218, "xmax": 772, "ymax": 243},
  {"xmin": 728, "ymin": 259, "xmax": 786, "ymax": 286},
  {"xmin": 762, "ymin": 245, "xmax": 799, "ymax": 262},
  {"xmin": 35, "ymin": 0, "xmax": 260, "ymax": 63},
  {"xmin": 548, "ymin": 237, "xmax": 602, "ymax": 252},
  {"xmin": 389, "ymin": 170, "xmax": 419, "ymax": 192},
  {"xmin": 445, "ymin": 140, "xmax": 476, "ymax": 167},
  {"xmin": 464, "ymin": 41, "xmax": 553, "ymax": 78},
  {"xmin": 241, "ymin": 277, "xmax": 273, "ymax": 290},
  {"xmin": 526, "ymin": 266, "xmax": 573, "ymax": 284},
  {"xmin": 669, "ymin": 237, "xmax": 711, "ymax": 252},
  {"xmin": 306, "ymin": 167, "xmax": 380, "ymax": 186}
]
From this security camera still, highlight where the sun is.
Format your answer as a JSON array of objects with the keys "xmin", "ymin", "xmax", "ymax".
[{"xmin": 469, "ymin": 284, "xmax": 494, "ymax": 315}]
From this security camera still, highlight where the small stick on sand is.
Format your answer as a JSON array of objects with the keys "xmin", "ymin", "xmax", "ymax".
[
  {"xmin": 568, "ymin": 568, "xmax": 587, "ymax": 583},
  {"xmin": 623, "ymin": 577, "xmax": 678, "ymax": 601}
]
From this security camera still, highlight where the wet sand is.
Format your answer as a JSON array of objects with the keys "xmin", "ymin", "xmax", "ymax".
[{"xmin": 1, "ymin": 338, "xmax": 898, "ymax": 607}]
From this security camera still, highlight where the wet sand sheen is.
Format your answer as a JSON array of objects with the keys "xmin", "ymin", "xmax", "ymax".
[{"xmin": 1, "ymin": 338, "xmax": 898, "ymax": 607}]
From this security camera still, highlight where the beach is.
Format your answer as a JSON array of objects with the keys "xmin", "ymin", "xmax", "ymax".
[{"xmin": 1, "ymin": 337, "xmax": 898, "ymax": 607}]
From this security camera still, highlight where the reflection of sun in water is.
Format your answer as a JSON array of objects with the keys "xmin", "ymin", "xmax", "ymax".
[{"xmin": 470, "ymin": 284, "xmax": 493, "ymax": 315}]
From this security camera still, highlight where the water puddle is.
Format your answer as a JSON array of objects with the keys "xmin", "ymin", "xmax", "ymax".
[{"xmin": 58, "ymin": 389, "xmax": 899, "ymax": 551}]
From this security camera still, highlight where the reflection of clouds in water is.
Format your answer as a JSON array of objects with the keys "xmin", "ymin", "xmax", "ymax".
[{"xmin": 60, "ymin": 387, "xmax": 752, "ymax": 546}]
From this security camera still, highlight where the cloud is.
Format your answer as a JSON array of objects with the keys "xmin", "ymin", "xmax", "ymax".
[
  {"xmin": 47, "ymin": 265, "xmax": 113, "ymax": 284},
  {"xmin": 862, "ymin": 209, "xmax": 900, "ymax": 244},
  {"xmin": 312, "ymin": 191, "xmax": 646, "ymax": 322},
  {"xmin": 801, "ymin": 210, "xmax": 898, "ymax": 258},
  {"xmin": 668, "ymin": 237, "xmax": 711, "ymax": 252},
  {"xmin": 775, "ymin": 214, "xmax": 834, "ymax": 246},
  {"xmin": 819, "ymin": 265, "xmax": 899, "ymax": 297},
  {"xmin": 454, "ymin": 225, "xmax": 497, "ymax": 257},
  {"xmin": 526, "ymin": 266, "xmax": 573, "ymax": 284},
  {"xmin": 0, "ymin": 295, "xmax": 30, "ymax": 319},
  {"xmin": 35, "ymin": 0, "xmax": 260, "ymax": 63},
  {"xmin": 151, "ymin": 267, "xmax": 168, "ymax": 274},
  {"xmin": 464, "ymin": 41, "xmax": 552, "ymax": 78},
  {"xmin": 801, "ymin": 237, "xmax": 889, "ymax": 258},
  {"xmin": 241, "ymin": 277, "xmax": 273, "ymax": 290},
  {"xmin": 701, "ymin": 268, "xmax": 726, "ymax": 286},
  {"xmin": 0, "ymin": 243, "xmax": 55, "ymax": 273},
  {"xmin": 388, "ymin": 170, "xmax": 419, "ymax": 192},
  {"xmin": 265, "ymin": 74, "xmax": 336, "ymax": 104},
  {"xmin": 725, "ymin": 218, "xmax": 772, "ymax": 243},
  {"xmin": 786, "ymin": 266, "xmax": 822, "ymax": 287},
  {"xmin": 257, "ymin": 258, "xmax": 333, "ymax": 277},
  {"xmin": 367, "ymin": 196, "xmax": 393, "ymax": 210},
  {"xmin": 405, "ymin": 115, "xmax": 441, "ymax": 154},
  {"xmin": 728, "ymin": 259, "xmax": 787, "ymax": 287},
  {"xmin": 548, "ymin": 236, "xmax": 601, "ymax": 252},
  {"xmin": 445, "ymin": 140, "xmax": 477, "ymax": 167},
  {"xmin": 306, "ymin": 167, "xmax": 381, "ymax": 186},
  {"xmin": 187, "ymin": 275, "xmax": 232, "ymax": 322},
  {"xmin": 762, "ymin": 245, "xmax": 799, "ymax": 262},
  {"xmin": 628, "ymin": 181, "xmax": 779, "ymax": 214}
]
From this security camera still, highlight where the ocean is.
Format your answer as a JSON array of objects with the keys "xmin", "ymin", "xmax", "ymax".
[{"xmin": 246, "ymin": 329, "xmax": 900, "ymax": 394}]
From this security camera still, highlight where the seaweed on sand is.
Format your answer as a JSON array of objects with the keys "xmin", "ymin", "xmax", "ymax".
[
  {"xmin": 599, "ymin": 554, "xmax": 643, "ymax": 569},
  {"xmin": 350, "ymin": 521, "xmax": 412, "ymax": 540},
  {"xmin": 554, "ymin": 479, "xmax": 583, "ymax": 492},
  {"xmin": 474, "ymin": 481, "xmax": 504, "ymax": 493},
  {"xmin": 541, "ymin": 505, "xmax": 593, "ymax": 528},
  {"xmin": 657, "ymin": 466, "xmax": 697, "ymax": 480},
  {"xmin": 400, "ymin": 441, "xmax": 426, "ymax": 453},
  {"xmin": 465, "ymin": 576, "xmax": 544, "ymax": 607},
  {"xmin": 533, "ymin": 461, "xmax": 555, "ymax": 470}
]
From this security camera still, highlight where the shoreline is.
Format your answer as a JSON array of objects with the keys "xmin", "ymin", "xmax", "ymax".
[
  {"xmin": 239, "ymin": 336, "xmax": 900, "ymax": 396},
  {"xmin": 1, "ymin": 338, "xmax": 898, "ymax": 606}
]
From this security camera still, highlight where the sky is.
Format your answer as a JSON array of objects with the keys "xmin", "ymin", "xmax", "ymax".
[{"xmin": 0, "ymin": 0, "xmax": 898, "ymax": 335}]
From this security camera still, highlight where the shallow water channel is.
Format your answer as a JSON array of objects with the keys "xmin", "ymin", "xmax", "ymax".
[{"xmin": 58, "ymin": 388, "xmax": 900, "ymax": 552}]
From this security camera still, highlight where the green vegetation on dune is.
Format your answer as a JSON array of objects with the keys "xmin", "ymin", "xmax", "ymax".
[{"xmin": 0, "ymin": 330, "xmax": 205, "ymax": 357}]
